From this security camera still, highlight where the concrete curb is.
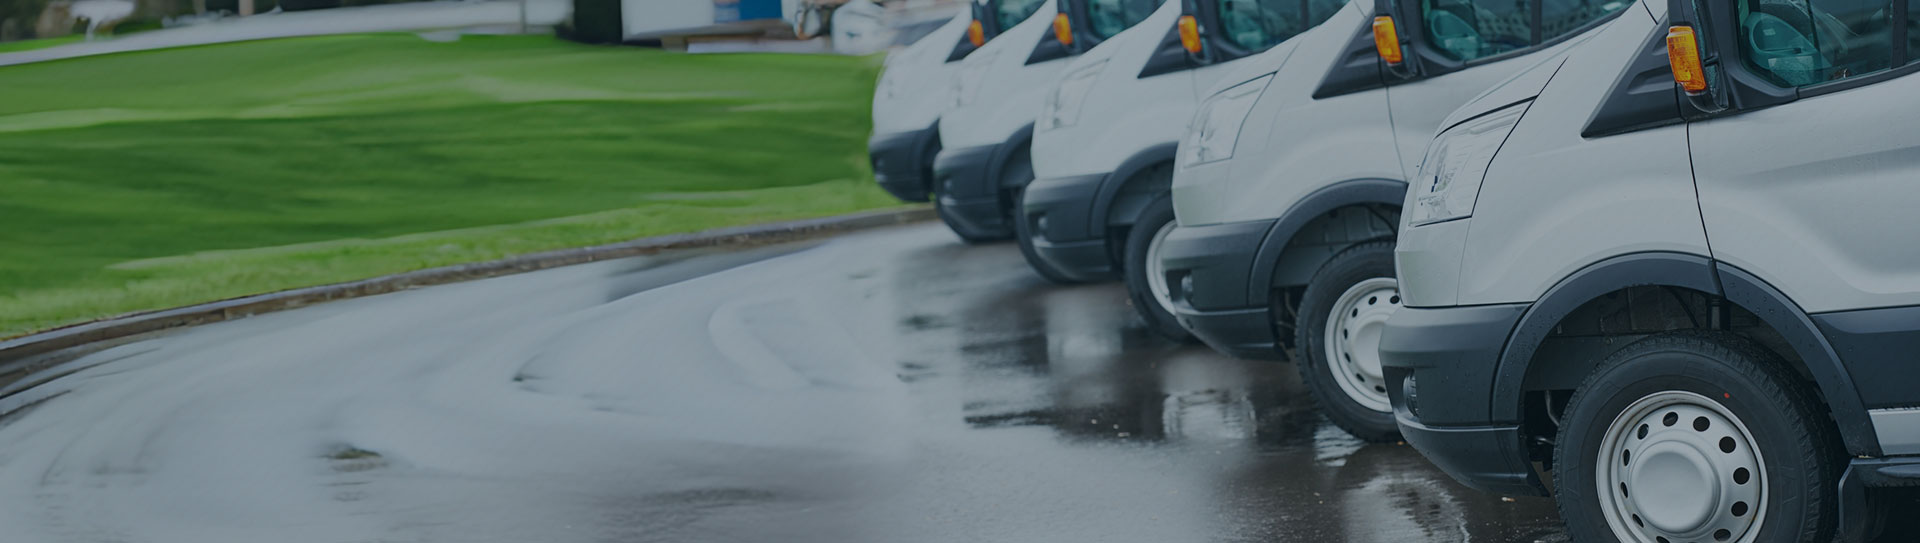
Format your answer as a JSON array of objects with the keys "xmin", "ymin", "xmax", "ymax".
[{"xmin": 0, "ymin": 207, "xmax": 935, "ymax": 371}]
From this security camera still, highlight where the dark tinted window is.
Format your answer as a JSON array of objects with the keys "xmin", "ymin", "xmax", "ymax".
[
  {"xmin": 1089, "ymin": 0, "xmax": 1167, "ymax": 38},
  {"xmin": 1541, "ymin": 0, "xmax": 1631, "ymax": 39},
  {"xmin": 1309, "ymin": 0, "xmax": 1349, "ymax": 22},
  {"xmin": 1216, "ymin": 0, "xmax": 1344, "ymax": 50},
  {"xmin": 996, "ymin": 0, "xmax": 1051, "ymax": 31},
  {"xmin": 1737, "ymin": 0, "xmax": 1891, "ymax": 85},
  {"xmin": 1422, "ymin": 0, "xmax": 1533, "ymax": 60}
]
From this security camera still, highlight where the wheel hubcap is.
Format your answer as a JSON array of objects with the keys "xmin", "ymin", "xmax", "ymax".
[
  {"xmin": 1322, "ymin": 277, "xmax": 1399, "ymax": 413},
  {"xmin": 1599, "ymin": 391, "xmax": 1767, "ymax": 543},
  {"xmin": 1144, "ymin": 221, "xmax": 1179, "ymax": 318}
]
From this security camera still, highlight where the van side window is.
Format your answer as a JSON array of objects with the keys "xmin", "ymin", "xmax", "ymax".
[
  {"xmin": 1422, "ymin": 0, "xmax": 1533, "ymax": 60},
  {"xmin": 1737, "ymin": 0, "xmax": 1891, "ymax": 85},
  {"xmin": 997, "ymin": 0, "xmax": 1051, "ymax": 31},
  {"xmin": 1911, "ymin": 0, "xmax": 1920, "ymax": 57},
  {"xmin": 1090, "ymin": 0, "xmax": 1168, "ymax": 39}
]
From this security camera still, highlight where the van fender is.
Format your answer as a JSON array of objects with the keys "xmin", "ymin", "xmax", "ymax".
[
  {"xmin": 1244, "ymin": 178, "xmax": 1407, "ymax": 305},
  {"xmin": 989, "ymin": 124, "xmax": 1036, "ymax": 190},
  {"xmin": 1489, "ymin": 252, "xmax": 1879, "ymax": 455},
  {"xmin": 1088, "ymin": 142, "xmax": 1180, "ymax": 233}
]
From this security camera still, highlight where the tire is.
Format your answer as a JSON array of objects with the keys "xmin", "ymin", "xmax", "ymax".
[
  {"xmin": 1554, "ymin": 331, "xmax": 1842, "ymax": 543},
  {"xmin": 1122, "ymin": 195, "xmax": 1194, "ymax": 343},
  {"xmin": 1012, "ymin": 187, "xmax": 1084, "ymax": 283},
  {"xmin": 1293, "ymin": 240, "xmax": 1402, "ymax": 442}
]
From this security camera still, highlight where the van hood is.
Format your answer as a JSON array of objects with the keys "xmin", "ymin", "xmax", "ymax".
[
  {"xmin": 1432, "ymin": 42, "xmax": 1574, "ymax": 133},
  {"xmin": 1196, "ymin": 37, "xmax": 1300, "ymax": 98}
]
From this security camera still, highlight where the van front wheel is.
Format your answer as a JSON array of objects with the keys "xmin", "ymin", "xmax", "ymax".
[
  {"xmin": 1554, "ymin": 332, "xmax": 1841, "ymax": 543},
  {"xmin": 1293, "ymin": 240, "xmax": 1402, "ymax": 442},
  {"xmin": 1123, "ymin": 195, "xmax": 1193, "ymax": 343}
]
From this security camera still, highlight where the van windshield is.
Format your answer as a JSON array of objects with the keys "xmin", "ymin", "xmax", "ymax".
[
  {"xmin": 1421, "ymin": 0, "xmax": 1627, "ymax": 61},
  {"xmin": 1421, "ymin": 0, "xmax": 1532, "ymax": 60},
  {"xmin": 1215, "ymin": 0, "xmax": 1345, "ymax": 50},
  {"xmin": 1089, "ymin": 0, "xmax": 1167, "ymax": 39},
  {"xmin": 996, "ymin": 0, "xmax": 1052, "ymax": 31}
]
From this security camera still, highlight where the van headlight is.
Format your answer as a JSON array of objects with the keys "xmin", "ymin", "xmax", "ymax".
[
  {"xmin": 1408, "ymin": 102, "xmax": 1527, "ymax": 226},
  {"xmin": 1039, "ymin": 60, "xmax": 1106, "ymax": 131},
  {"xmin": 950, "ymin": 52, "xmax": 996, "ymax": 108},
  {"xmin": 1180, "ymin": 74, "xmax": 1271, "ymax": 168}
]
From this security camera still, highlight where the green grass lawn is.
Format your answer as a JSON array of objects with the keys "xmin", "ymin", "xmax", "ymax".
[
  {"xmin": 0, "ymin": 35, "xmax": 85, "ymax": 53},
  {"xmin": 0, "ymin": 33, "xmax": 898, "ymax": 337}
]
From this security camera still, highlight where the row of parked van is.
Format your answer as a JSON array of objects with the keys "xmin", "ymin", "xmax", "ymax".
[{"xmin": 869, "ymin": 0, "xmax": 1917, "ymax": 540}]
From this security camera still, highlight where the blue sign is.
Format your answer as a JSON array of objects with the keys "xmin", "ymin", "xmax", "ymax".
[{"xmin": 714, "ymin": 0, "xmax": 782, "ymax": 22}]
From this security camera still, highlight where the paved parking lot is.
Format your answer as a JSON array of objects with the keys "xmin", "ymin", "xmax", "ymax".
[{"xmin": 16, "ymin": 222, "xmax": 1884, "ymax": 542}]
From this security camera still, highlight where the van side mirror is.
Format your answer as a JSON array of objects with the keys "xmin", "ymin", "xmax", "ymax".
[
  {"xmin": 1665, "ymin": 0, "xmax": 1797, "ymax": 116},
  {"xmin": 1372, "ymin": 15, "xmax": 1421, "ymax": 79},
  {"xmin": 1665, "ymin": 24, "xmax": 1727, "ymax": 114}
]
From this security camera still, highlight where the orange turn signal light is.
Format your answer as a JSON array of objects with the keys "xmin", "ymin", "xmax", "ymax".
[
  {"xmin": 1177, "ymin": 15, "xmax": 1202, "ymax": 54},
  {"xmin": 968, "ymin": 20, "xmax": 986, "ymax": 47},
  {"xmin": 1053, "ymin": 13, "xmax": 1074, "ymax": 45},
  {"xmin": 1666, "ymin": 26, "xmax": 1708, "ymax": 94},
  {"xmin": 1372, "ymin": 16, "xmax": 1402, "ymax": 64}
]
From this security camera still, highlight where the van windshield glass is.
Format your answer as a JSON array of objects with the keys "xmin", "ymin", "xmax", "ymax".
[
  {"xmin": 1541, "ymin": 0, "xmax": 1630, "ymax": 39},
  {"xmin": 1215, "ymin": 0, "xmax": 1308, "ymax": 50},
  {"xmin": 1089, "ymin": 0, "xmax": 1167, "ymax": 39},
  {"xmin": 996, "ymin": 0, "xmax": 1051, "ymax": 31},
  {"xmin": 1421, "ymin": 0, "xmax": 1532, "ymax": 60}
]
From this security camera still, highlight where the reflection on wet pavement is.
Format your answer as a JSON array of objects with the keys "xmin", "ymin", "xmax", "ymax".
[{"xmin": 880, "ymin": 227, "xmax": 1568, "ymax": 543}]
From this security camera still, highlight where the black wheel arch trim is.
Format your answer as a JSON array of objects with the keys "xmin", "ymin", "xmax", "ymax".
[
  {"xmin": 1716, "ymin": 264, "xmax": 1878, "ymax": 456},
  {"xmin": 1489, "ymin": 251, "xmax": 1880, "ymax": 456},
  {"xmin": 1086, "ymin": 142, "xmax": 1179, "ymax": 234},
  {"xmin": 1244, "ymin": 178, "xmax": 1407, "ymax": 305},
  {"xmin": 988, "ymin": 124, "xmax": 1037, "ymax": 191}
]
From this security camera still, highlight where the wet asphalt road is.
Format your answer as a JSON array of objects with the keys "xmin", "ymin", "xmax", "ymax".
[{"xmin": 0, "ymin": 222, "xmax": 1572, "ymax": 543}]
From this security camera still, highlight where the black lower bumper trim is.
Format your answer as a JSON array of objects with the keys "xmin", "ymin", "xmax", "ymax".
[
  {"xmin": 933, "ymin": 144, "xmax": 1010, "ymax": 238},
  {"xmin": 868, "ymin": 127, "xmax": 938, "ymax": 202},
  {"xmin": 1173, "ymin": 305, "xmax": 1280, "ymax": 360},
  {"xmin": 1394, "ymin": 415, "xmax": 1547, "ymax": 496},
  {"xmin": 1022, "ymin": 173, "xmax": 1113, "ymax": 280},
  {"xmin": 1380, "ymin": 303, "xmax": 1543, "ymax": 496},
  {"xmin": 1158, "ymin": 220, "xmax": 1278, "ymax": 359}
]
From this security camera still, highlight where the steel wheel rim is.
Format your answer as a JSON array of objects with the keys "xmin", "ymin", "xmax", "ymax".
[
  {"xmin": 1597, "ymin": 390, "xmax": 1768, "ymax": 543},
  {"xmin": 1322, "ymin": 277, "xmax": 1398, "ymax": 413},
  {"xmin": 1144, "ymin": 221, "xmax": 1179, "ymax": 318}
]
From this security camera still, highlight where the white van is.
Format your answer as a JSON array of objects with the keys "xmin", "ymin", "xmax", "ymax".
[
  {"xmin": 1148, "ymin": 0, "xmax": 1633, "ymax": 441},
  {"xmin": 869, "ymin": 11, "xmax": 980, "ymax": 204},
  {"xmin": 929, "ymin": 0, "xmax": 1095, "ymax": 242},
  {"xmin": 1016, "ymin": 0, "xmax": 1344, "ymax": 316},
  {"xmin": 1380, "ymin": 0, "xmax": 1920, "ymax": 538}
]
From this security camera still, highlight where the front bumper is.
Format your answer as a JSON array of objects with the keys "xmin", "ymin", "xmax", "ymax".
[
  {"xmin": 1158, "ymin": 219, "xmax": 1281, "ymax": 360},
  {"xmin": 1020, "ymin": 172, "xmax": 1115, "ymax": 281},
  {"xmin": 933, "ymin": 143, "xmax": 1011, "ymax": 239},
  {"xmin": 868, "ymin": 127, "xmax": 940, "ymax": 202},
  {"xmin": 1379, "ymin": 303, "xmax": 1546, "ymax": 497}
]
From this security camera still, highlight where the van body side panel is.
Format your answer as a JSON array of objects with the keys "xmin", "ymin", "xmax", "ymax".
[
  {"xmin": 1455, "ymin": 14, "xmax": 1709, "ymax": 306},
  {"xmin": 1688, "ymin": 74, "xmax": 1920, "ymax": 314}
]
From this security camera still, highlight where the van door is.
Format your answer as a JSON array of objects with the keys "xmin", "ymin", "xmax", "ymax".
[
  {"xmin": 1383, "ymin": 0, "xmax": 1632, "ymax": 178},
  {"xmin": 1686, "ymin": 0, "xmax": 1920, "ymax": 314}
]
